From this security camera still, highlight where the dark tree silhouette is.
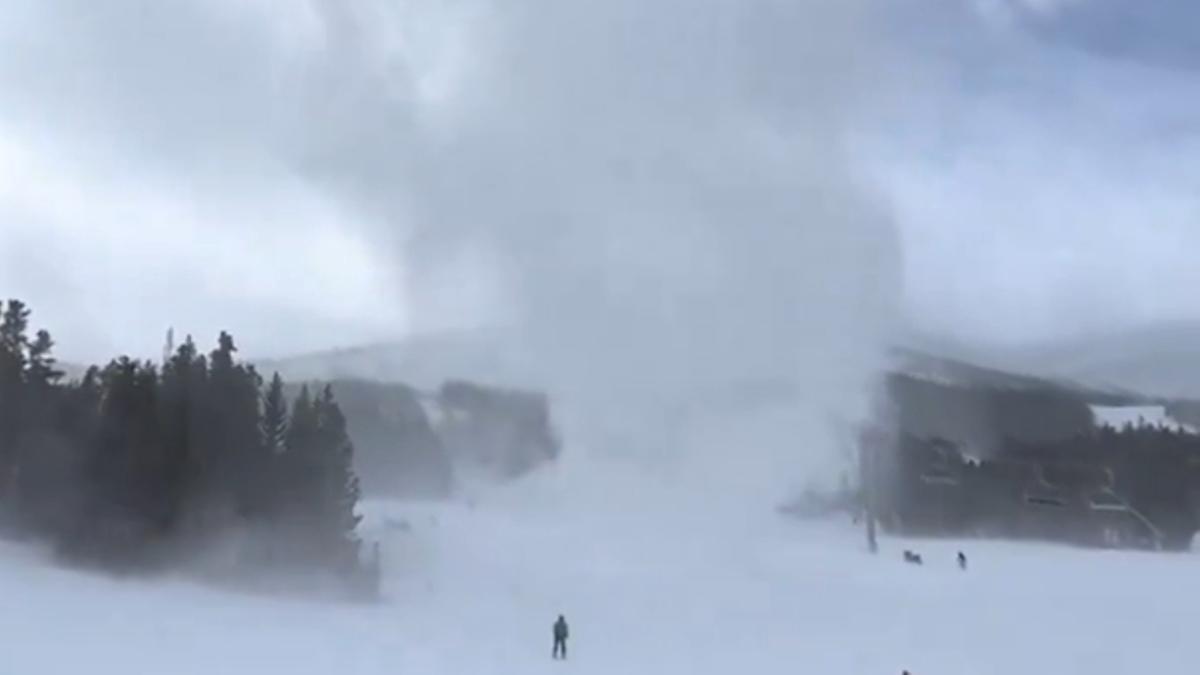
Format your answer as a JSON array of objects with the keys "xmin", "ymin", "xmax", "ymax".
[
  {"xmin": 313, "ymin": 384, "xmax": 362, "ymax": 566},
  {"xmin": 0, "ymin": 299, "xmax": 368, "ymax": 582},
  {"xmin": 261, "ymin": 373, "xmax": 288, "ymax": 457}
]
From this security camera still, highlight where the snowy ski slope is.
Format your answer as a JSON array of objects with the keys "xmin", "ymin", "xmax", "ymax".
[{"xmin": 0, "ymin": 453, "xmax": 1196, "ymax": 675}]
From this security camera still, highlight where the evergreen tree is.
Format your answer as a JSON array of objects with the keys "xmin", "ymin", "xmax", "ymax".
[
  {"xmin": 0, "ymin": 303, "xmax": 65, "ymax": 524},
  {"xmin": 280, "ymin": 384, "xmax": 317, "ymax": 516},
  {"xmin": 276, "ymin": 384, "xmax": 362, "ymax": 568},
  {"xmin": 258, "ymin": 372, "xmax": 289, "ymax": 521},
  {"xmin": 261, "ymin": 373, "xmax": 288, "ymax": 456},
  {"xmin": 0, "ymin": 300, "xmax": 30, "ymax": 494},
  {"xmin": 0, "ymin": 299, "xmax": 369, "ymax": 579},
  {"xmin": 287, "ymin": 385, "xmax": 316, "ymax": 445},
  {"xmin": 39, "ymin": 367, "xmax": 103, "ymax": 534},
  {"xmin": 159, "ymin": 336, "xmax": 204, "ymax": 534},
  {"xmin": 313, "ymin": 384, "xmax": 362, "ymax": 567},
  {"xmin": 26, "ymin": 330, "xmax": 62, "ymax": 388},
  {"xmin": 21, "ymin": 329, "xmax": 63, "ymax": 449},
  {"xmin": 67, "ymin": 357, "xmax": 170, "ymax": 564},
  {"xmin": 0, "ymin": 299, "xmax": 29, "ymax": 361},
  {"xmin": 204, "ymin": 332, "xmax": 265, "ymax": 519}
]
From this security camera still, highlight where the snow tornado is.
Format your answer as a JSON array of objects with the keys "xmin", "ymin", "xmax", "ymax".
[{"xmin": 302, "ymin": 0, "xmax": 904, "ymax": 509}]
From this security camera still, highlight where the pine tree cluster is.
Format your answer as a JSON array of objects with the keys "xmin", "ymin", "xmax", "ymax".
[{"xmin": 0, "ymin": 299, "xmax": 364, "ymax": 577}]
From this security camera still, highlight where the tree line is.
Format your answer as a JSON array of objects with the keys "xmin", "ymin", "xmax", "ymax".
[{"xmin": 0, "ymin": 299, "xmax": 365, "ymax": 582}]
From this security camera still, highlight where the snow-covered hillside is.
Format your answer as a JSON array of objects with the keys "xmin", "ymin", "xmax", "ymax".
[
  {"xmin": 0, "ymin": 451, "xmax": 1196, "ymax": 675},
  {"xmin": 930, "ymin": 321, "xmax": 1200, "ymax": 400},
  {"xmin": 1091, "ymin": 405, "xmax": 1196, "ymax": 433}
]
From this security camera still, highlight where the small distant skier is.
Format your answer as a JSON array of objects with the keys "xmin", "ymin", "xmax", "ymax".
[
  {"xmin": 957, "ymin": 551, "xmax": 968, "ymax": 571},
  {"xmin": 553, "ymin": 615, "xmax": 570, "ymax": 660}
]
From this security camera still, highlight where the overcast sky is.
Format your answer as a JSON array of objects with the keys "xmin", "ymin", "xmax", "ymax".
[
  {"xmin": 0, "ymin": 0, "xmax": 1196, "ymax": 364},
  {"xmin": 881, "ymin": 0, "xmax": 1200, "ymax": 347}
]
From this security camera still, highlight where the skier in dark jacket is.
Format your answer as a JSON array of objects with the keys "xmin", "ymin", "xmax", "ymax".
[{"xmin": 553, "ymin": 615, "xmax": 569, "ymax": 660}]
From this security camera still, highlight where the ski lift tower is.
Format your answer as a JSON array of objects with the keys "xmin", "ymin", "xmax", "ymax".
[{"xmin": 858, "ymin": 424, "xmax": 889, "ymax": 554}]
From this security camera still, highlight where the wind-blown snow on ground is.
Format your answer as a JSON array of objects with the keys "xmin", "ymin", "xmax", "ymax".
[{"xmin": 0, "ymin": 456, "xmax": 1195, "ymax": 675}]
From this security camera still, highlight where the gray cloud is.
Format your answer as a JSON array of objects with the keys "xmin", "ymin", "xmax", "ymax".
[
  {"xmin": 4, "ymin": 0, "xmax": 1197, "ymax": 359},
  {"xmin": 0, "ymin": 0, "xmax": 412, "ymax": 361},
  {"xmin": 1018, "ymin": 0, "xmax": 1200, "ymax": 71},
  {"xmin": 872, "ymin": 0, "xmax": 1200, "ymax": 345}
]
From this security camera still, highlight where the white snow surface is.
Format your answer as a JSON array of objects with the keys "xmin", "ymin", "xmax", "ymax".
[
  {"xmin": 1091, "ymin": 405, "xmax": 1195, "ymax": 433},
  {"xmin": 0, "ymin": 453, "xmax": 1197, "ymax": 675}
]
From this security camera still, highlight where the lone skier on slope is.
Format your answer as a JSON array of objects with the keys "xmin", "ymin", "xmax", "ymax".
[{"xmin": 553, "ymin": 615, "xmax": 570, "ymax": 660}]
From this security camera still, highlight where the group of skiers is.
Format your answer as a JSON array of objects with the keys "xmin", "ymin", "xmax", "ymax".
[{"xmin": 902, "ymin": 550, "xmax": 969, "ymax": 570}]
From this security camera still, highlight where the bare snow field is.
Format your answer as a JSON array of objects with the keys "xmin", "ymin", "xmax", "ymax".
[{"xmin": 0, "ymin": 455, "xmax": 1196, "ymax": 675}]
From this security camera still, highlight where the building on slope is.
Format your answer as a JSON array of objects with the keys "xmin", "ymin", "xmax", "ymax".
[
  {"xmin": 873, "ymin": 428, "xmax": 1200, "ymax": 551},
  {"xmin": 867, "ymin": 350, "xmax": 1200, "ymax": 550}
]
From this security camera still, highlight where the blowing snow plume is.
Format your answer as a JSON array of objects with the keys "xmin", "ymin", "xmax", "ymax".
[{"xmin": 299, "ymin": 0, "xmax": 903, "ymax": 507}]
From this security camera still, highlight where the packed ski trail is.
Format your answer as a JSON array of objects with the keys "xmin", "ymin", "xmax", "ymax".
[{"xmin": 0, "ymin": 454, "xmax": 1196, "ymax": 675}]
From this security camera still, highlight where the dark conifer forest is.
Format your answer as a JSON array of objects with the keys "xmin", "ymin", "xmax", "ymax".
[{"xmin": 0, "ymin": 299, "xmax": 365, "ymax": 581}]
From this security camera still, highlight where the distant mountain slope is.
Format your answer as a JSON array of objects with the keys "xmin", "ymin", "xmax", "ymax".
[
  {"xmin": 259, "ymin": 337, "xmax": 1145, "ymax": 399},
  {"xmin": 886, "ymin": 347, "xmax": 1192, "ymax": 457},
  {"xmin": 260, "ymin": 337, "xmax": 1164, "ymax": 464},
  {"xmin": 1000, "ymin": 321, "xmax": 1200, "ymax": 400},
  {"xmin": 889, "ymin": 347, "xmax": 1142, "ymax": 404},
  {"xmin": 255, "ymin": 333, "xmax": 524, "ymax": 391}
]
